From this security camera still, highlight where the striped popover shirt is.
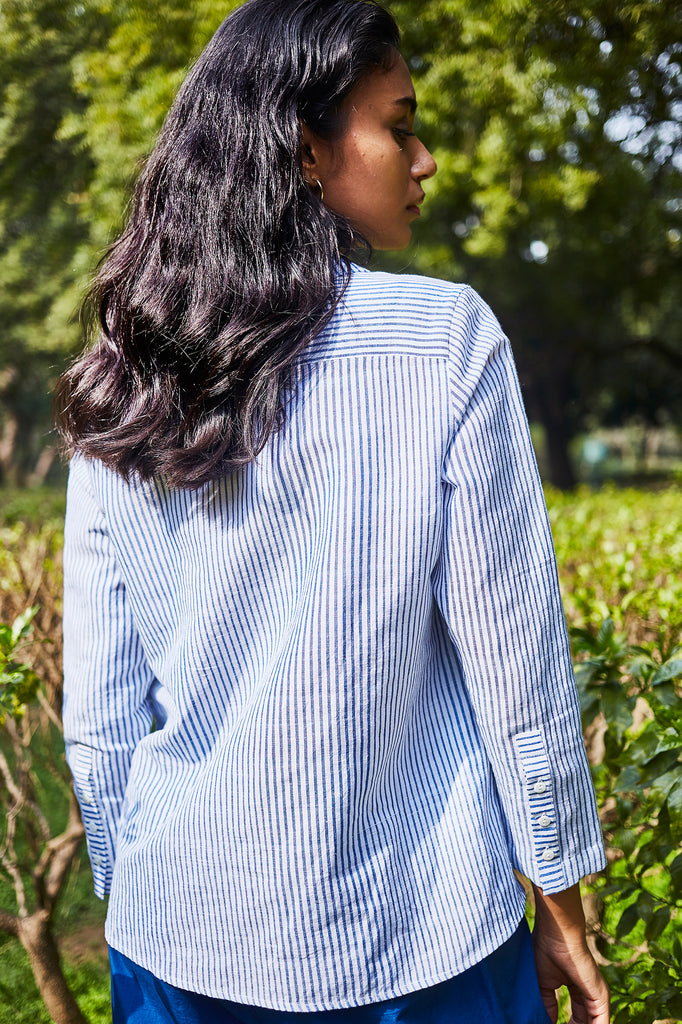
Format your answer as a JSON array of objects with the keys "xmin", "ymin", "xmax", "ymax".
[{"xmin": 63, "ymin": 265, "xmax": 605, "ymax": 1011}]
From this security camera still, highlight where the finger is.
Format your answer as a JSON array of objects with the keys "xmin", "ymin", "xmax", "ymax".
[
  {"xmin": 566, "ymin": 983, "xmax": 588, "ymax": 1024},
  {"xmin": 539, "ymin": 988, "xmax": 559, "ymax": 1024},
  {"xmin": 567, "ymin": 984, "xmax": 609, "ymax": 1024},
  {"xmin": 587, "ymin": 995, "xmax": 611, "ymax": 1024},
  {"xmin": 565, "ymin": 978, "xmax": 606, "ymax": 1024}
]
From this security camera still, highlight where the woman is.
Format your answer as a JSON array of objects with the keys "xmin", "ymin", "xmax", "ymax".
[{"xmin": 57, "ymin": 1, "xmax": 610, "ymax": 1021}]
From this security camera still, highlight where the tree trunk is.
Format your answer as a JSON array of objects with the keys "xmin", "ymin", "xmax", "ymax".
[
  {"xmin": 530, "ymin": 370, "xmax": 577, "ymax": 490},
  {"xmin": 0, "ymin": 410, "xmax": 19, "ymax": 481},
  {"xmin": 543, "ymin": 411, "xmax": 576, "ymax": 490},
  {"xmin": 17, "ymin": 910, "xmax": 89, "ymax": 1024},
  {"xmin": 28, "ymin": 444, "xmax": 56, "ymax": 487}
]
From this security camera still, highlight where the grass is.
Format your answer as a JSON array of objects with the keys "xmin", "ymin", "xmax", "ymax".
[
  {"xmin": 0, "ymin": 485, "xmax": 67, "ymax": 530},
  {"xmin": 0, "ymin": 931, "xmax": 110, "ymax": 1024},
  {"xmin": 0, "ymin": 855, "xmax": 109, "ymax": 1024}
]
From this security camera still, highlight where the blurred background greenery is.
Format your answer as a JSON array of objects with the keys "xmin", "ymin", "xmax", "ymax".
[
  {"xmin": 0, "ymin": 0, "xmax": 681, "ymax": 489},
  {"xmin": 1, "ymin": 1, "xmax": 681, "ymax": 1022}
]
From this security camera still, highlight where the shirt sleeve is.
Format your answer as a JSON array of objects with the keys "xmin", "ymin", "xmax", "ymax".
[
  {"xmin": 431, "ymin": 286, "xmax": 605, "ymax": 894},
  {"xmin": 62, "ymin": 455, "xmax": 156, "ymax": 898}
]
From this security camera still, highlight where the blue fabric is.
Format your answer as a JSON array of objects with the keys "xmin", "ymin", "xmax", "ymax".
[
  {"xmin": 64, "ymin": 265, "xmax": 605, "ymax": 1009},
  {"xmin": 110, "ymin": 920, "xmax": 550, "ymax": 1024}
]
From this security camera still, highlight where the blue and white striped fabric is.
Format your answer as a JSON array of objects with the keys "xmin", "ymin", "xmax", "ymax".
[{"xmin": 62, "ymin": 265, "xmax": 605, "ymax": 1012}]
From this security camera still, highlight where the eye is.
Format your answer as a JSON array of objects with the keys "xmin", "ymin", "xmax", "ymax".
[{"xmin": 392, "ymin": 127, "xmax": 416, "ymax": 149}]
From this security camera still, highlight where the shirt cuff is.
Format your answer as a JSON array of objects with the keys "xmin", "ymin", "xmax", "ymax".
[
  {"xmin": 515, "ymin": 729, "xmax": 566, "ymax": 891},
  {"xmin": 68, "ymin": 742, "xmax": 113, "ymax": 899}
]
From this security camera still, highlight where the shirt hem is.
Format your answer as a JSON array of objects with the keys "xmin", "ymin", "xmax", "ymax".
[{"xmin": 104, "ymin": 900, "xmax": 528, "ymax": 1012}]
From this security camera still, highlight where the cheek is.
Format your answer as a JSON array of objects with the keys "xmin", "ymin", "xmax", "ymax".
[{"xmin": 348, "ymin": 133, "xmax": 390, "ymax": 176}]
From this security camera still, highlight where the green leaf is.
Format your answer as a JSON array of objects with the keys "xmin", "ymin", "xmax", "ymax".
[
  {"xmin": 611, "ymin": 1008, "xmax": 631, "ymax": 1024},
  {"xmin": 650, "ymin": 681, "xmax": 679, "ymax": 708},
  {"xmin": 635, "ymin": 891, "xmax": 655, "ymax": 924},
  {"xmin": 645, "ymin": 906, "xmax": 670, "ymax": 941},
  {"xmin": 578, "ymin": 689, "xmax": 600, "ymax": 720},
  {"xmin": 615, "ymin": 901, "xmax": 640, "ymax": 938},
  {"xmin": 652, "ymin": 659, "xmax": 682, "ymax": 685},
  {"xmin": 600, "ymin": 685, "xmax": 635, "ymax": 742},
  {"xmin": 667, "ymin": 780, "xmax": 682, "ymax": 843},
  {"xmin": 634, "ymin": 835, "xmax": 672, "ymax": 871},
  {"xmin": 648, "ymin": 940, "xmax": 676, "ymax": 964},
  {"xmin": 10, "ymin": 606, "xmax": 38, "ymax": 646},
  {"xmin": 638, "ymin": 748, "xmax": 682, "ymax": 785},
  {"xmin": 597, "ymin": 618, "xmax": 615, "ymax": 648},
  {"xmin": 574, "ymin": 660, "xmax": 601, "ymax": 689},
  {"xmin": 627, "ymin": 653, "xmax": 655, "ymax": 683},
  {"xmin": 614, "ymin": 766, "xmax": 641, "ymax": 794},
  {"xmin": 672, "ymin": 933, "xmax": 682, "ymax": 966},
  {"xmin": 0, "ymin": 625, "xmax": 12, "ymax": 653},
  {"xmin": 666, "ymin": 992, "xmax": 682, "ymax": 1018},
  {"xmin": 651, "ymin": 767, "xmax": 682, "ymax": 807},
  {"xmin": 612, "ymin": 827, "xmax": 638, "ymax": 857},
  {"xmin": 669, "ymin": 852, "xmax": 682, "ymax": 898},
  {"xmin": 570, "ymin": 627, "xmax": 599, "ymax": 652}
]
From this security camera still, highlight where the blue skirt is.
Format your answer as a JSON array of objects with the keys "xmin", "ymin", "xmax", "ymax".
[{"xmin": 109, "ymin": 919, "xmax": 550, "ymax": 1023}]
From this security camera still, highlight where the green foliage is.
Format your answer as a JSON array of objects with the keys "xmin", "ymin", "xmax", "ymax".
[
  {"xmin": 546, "ymin": 485, "xmax": 682, "ymax": 1023},
  {"xmin": 2, "ymin": 0, "xmax": 682, "ymax": 485},
  {"xmin": 572, "ymin": 619, "xmax": 682, "ymax": 1023},
  {"xmin": 0, "ymin": 0, "xmax": 101, "ymax": 480},
  {"xmin": 386, "ymin": 0, "xmax": 682, "ymax": 485},
  {"xmin": 548, "ymin": 484, "xmax": 682, "ymax": 637},
  {"xmin": 0, "ymin": 484, "xmax": 67, "ymax": 529},
  {"xmin": 0, "ymin": 608, "xmax": 39, "ymax": 723}
]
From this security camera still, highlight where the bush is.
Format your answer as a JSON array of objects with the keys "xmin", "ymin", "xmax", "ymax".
[
  {"xmin": 548, "ymin": 484, "xmax": 682, "ymax": 641},
  {"xmin": 547, "ymin": 486, "xmax": 682, "ymax": 1023},
  {"xmin": 573, "ymin": 619, "xmax": 682, "ymax": 1023}
]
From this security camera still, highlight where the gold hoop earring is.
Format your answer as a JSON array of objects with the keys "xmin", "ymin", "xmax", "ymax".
[{"xmin": 307, "ymin": 177, "xmax": 324, "ymax": 201}]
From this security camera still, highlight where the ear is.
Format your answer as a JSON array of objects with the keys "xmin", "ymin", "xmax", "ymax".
[{"xmin": 299, "ymin": 121, "xmax": 326, "ymax": 178}]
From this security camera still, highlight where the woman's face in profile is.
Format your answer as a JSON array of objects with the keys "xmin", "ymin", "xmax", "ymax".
[{"xmin": 302, "ymin": 54, "xmax": 437, "ymax": 250}]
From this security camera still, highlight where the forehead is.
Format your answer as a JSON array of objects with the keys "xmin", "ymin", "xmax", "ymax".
[{"xmin": 348, "ymin": 55, "xmax": 416, "ymax": 116}]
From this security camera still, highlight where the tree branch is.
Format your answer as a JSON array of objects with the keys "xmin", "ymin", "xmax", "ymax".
[
  {"xmin": 1, "ymin": 848, "xmax": 28, "ymax": 917},
  {"xmin": 37, "ymin": 690, "xmax": 62, "ymax": 733},
  {"xmin": 0, "ymin": 748, "xmax": 24, "ymax": 809},
  {"xmin": 2, "ymin": 723, "xmax": 51, "ymax": 851},
  {"xmin": 44, "ymin": 795, "xmax": 84, "ymax": 910},
  {"xmin": 0, "ymin": 906, "xmax": 18, "ymax": 937}
]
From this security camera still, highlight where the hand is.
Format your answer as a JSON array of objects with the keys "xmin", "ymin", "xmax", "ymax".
[{"xmin": 531, "ymin": 884, "xmax": 610, "ymax": 1024}]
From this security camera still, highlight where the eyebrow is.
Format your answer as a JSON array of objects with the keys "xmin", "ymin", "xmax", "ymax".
[{"xmin": 394, "ymin": 96, "xmax": 418, "ymax": 114}]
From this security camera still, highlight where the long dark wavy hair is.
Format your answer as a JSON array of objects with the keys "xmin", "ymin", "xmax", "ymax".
[{"xmin": 55, "ymin": 0, "xmax": 400, "ymax": 487}]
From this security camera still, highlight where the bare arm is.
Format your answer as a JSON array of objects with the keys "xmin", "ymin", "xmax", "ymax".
[{"xmin": 531, "ymin": 883, "xmax": 610, "ymax": 1024}]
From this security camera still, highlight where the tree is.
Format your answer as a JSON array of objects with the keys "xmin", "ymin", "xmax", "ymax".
[
  {"xmin": 0, "ymin": 0, "xmax": 104, "ymax": 484},
  {"xmin": 0, "ymin": 0, "xmax": 242, "ymax": 484},
  {"xmin": 387, "ymin": 0, "xmax": 682, "ymax": 486},
  {"xmin": 1, "ymin": 0, "xmax": 681, "ymax": 486},
  {"xmin": 1, "ymin": 592, "xmax": 86, "ymax": 1024}
]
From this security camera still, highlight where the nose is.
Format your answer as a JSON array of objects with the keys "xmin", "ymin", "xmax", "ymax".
[{"xmin": 413, "ymin": 138, "xmax": 437, "ymax": 181}]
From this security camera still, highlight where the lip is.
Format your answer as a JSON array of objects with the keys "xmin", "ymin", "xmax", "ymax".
[{"xmin": 407, "ymin": 193, "xmax": 426, "ymax": 215}]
